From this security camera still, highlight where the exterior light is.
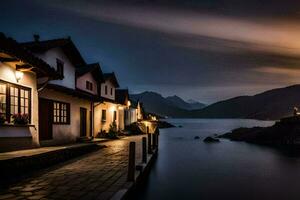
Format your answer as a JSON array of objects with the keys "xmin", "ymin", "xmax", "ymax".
[
  {"xmin": 15, "ymin": 71, "xmax": 24, "ymax": 82},
  {"xmin": 127, "ymin": 100, "xmax": 131, "ymax": 107}
]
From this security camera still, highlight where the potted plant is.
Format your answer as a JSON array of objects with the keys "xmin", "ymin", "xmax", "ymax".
[
  {"xmin": 107, "ymin": 122, "xmax": 119, "ymax": 139},
  {"xmin": 0, "ymin": 114, "xmax": 5, "ymax": 125},
  {"xmin": 12, "ymin": 113, "xmax": 29, "ymax": 125}
]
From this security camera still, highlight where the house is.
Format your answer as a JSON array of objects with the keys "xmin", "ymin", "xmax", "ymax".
[
  {"xmin": 94, "ymin": 72, "xmax": 122, "ymax": 135},
  {"xmin": 76, "ymin": 62, "xmax": 104, "ymax": 138},
  {"xmin": 137, "ymin": 101, "xmax": 144, "ymax": 121},
  {"xmin": 115, "ymin": 89, "xmax": 131, "ymax": 130},
  {"xmin": 0, "ymin": 33, "xmax": 56, "ymax": 152},
  {"xmin": 0, "ymin": 33, "xmax": 144, "ymax": 151},
  {"xmin": 21, "ymin": 36, "xmax": 98, "ymax": 145}
]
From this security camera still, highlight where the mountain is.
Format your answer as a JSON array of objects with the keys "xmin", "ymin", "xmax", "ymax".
[
  {"xmin": 192, "ymin": 84, "xmax": 300, "ymax": 120},
  {"xmin": 130, "ymin": 92, "xmax": 204, "ymax": 117},
  {"xmin": 166, "ymin": 95, "xmax": 206, "ymax": 110},
  {"xmin": 187, "ymin": 99, "xmax": 206, "ymax": 110}
]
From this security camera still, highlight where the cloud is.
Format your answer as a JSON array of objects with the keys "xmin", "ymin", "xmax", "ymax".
[
  {"xmin": 28, "ymin": 0, "xmax": 300, "ymax": 103},
  {"xmin": 42, "ymin": 1, "xmax": 300, "ymax": 56}
]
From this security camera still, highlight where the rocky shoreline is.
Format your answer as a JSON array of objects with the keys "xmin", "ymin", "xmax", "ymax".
[
  {"xmin": 219, "ymin": 116, "xmax": 300, "ymax": 145},
  {"xmin": 157, "ymin": 120, "xmax": 176, "ymax": 129}
]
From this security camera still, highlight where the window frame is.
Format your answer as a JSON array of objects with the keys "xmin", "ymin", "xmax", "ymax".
[
  {"xmin": 0, "ymin": 80, "xmax": 31, "ymax": 123},
  {"xmin": 56, "ymin": 58, "xmax": 64, "ymax": 79},
  {"xmin": 105, "ymin": 85, "xmax": 108, "ymax": 95},
  {"xmin": 110, "ymin": 88, "xmax": 113, "ymax": 95},
  {"xmin": 52, "ymin": 100, "xmax": 70, "ymax": 125},
  {"xmin": 86, "ymin": 81, "xmax": 93, "ymax": 91},
  {"xmin": 101, "ymin": 109, "xmax": 106, "ymax": 122},
  {"xmin": 113, "ymin": 111, "xmax": 117, "ymax": 122}
]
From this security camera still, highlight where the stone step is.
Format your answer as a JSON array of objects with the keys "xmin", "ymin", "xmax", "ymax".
[{"xmin": 0, "ymin": 143, "xmax": 101, "ymax": 188}]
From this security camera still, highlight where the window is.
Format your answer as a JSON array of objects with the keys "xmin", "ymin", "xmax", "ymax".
[
  {"xmin": 53, "ymin": 101, "xmax": 70, "ymax": 124},
  {"xmin": 86, "ymin": 81, "xmax": 93, "ymax": 91},
  {"xmin": 0, "ymin": 83, "xmax": 6, "ymax": 118},
  {"xmin": 56, "ymin": 59, "xmax": 64, "ymax": 79},
  {"xmin": 0, "ymin": 80, "xmax": 31, "ymax": 123},
  {"xmin": 113, "ymin": 111, "xmax": 117, "ymax": 122},
  {"xmin": 111, "ymin": 88, "xmax": 113, "ymax": 95},
  {"xmin": 124, "ymin": 110, "xmax": 129, "ymax": 120},
  {"xmin": 105, "ymin": 85, "xmax": 108, "ymax": 95},
  {"xmin": 101, "ymin": 110, "xmax": 106, "ymax": 122}
]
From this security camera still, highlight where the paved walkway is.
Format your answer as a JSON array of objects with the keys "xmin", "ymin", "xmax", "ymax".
[
  {"xmin": 0, "ymin": 136, "xmax": 145, "ymax": 200},
  {"xmin": 0, "ymin": 143, "xmax": 99, "ymax": 161}
]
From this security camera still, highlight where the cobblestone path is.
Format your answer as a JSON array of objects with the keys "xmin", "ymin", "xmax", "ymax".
[{"xmin": 0, "ymin": 136, "xmax": 144, "ymax": 200}]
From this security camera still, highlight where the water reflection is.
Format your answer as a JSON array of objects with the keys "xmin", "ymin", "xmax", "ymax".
[{"xmin": 131, "ymin": 119, "xmax": 300, "ymax": 200}]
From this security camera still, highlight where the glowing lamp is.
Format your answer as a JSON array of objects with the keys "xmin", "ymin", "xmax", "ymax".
[{"xmin": 15, "ymin": 71, "xmax": 24, "ymax": 82}]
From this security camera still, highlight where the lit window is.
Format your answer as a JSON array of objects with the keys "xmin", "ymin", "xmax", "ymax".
[
  {"xmin": 53, "ymin": 101, "xmax": 70, "ymax": 124},
  {"xmin": 0, "ymin": 83, "xmax": 6, "ymax": 118},
  {"xmin": 0, "ymin": 81, "xmax": 31, "ymax": 123}
]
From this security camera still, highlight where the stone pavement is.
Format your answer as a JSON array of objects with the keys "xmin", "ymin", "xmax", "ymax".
[
  {"xmin": 0, "ymin": 143, "xmax": 99, "ymax": 161},
  {"xmin": 0, "ymin": 135, "xmax": 145, "ymax": 200}
]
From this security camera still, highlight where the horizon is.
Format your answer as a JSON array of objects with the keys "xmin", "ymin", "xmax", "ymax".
[
  {"xmin": 2, "ymin": 0, "xmax": 300, "ymax": 103},
  {"xmin": 130, "ymin": 82, "xmax": 300, "ymax": 105}
]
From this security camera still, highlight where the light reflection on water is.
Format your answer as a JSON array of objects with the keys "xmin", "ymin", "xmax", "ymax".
[{"xmin": 131, "ymin": 119, "xmax": 300, "ymax": 200}]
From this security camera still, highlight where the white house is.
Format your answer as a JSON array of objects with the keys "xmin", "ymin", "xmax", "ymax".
[
  {"xmin": 115, "ymin": 89, "xmax": 131, "ymax": 130},
  {"xmin": 94, "ymin": 72, "xmax": 122, "ymax": 135},
  {"xmin": 0, "ymin": 33, "xmax": 145, "ymax": 151},
  {"xmin": 75, "ymin": 63, "xmax": 103, "ymax": 138},
  {"xmin": 21, "ymin": 36, "xmax": 98, "ymax": 145},
  {"xmin": 0, "ymin": 33, "xmax": 56, "ymax": 152}
]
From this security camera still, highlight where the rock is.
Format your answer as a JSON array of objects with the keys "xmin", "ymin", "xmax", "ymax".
[
  {"xmin": 203, "ymin": 136, "xmax": 220, "ymax": 143},
  {"xmin": 194, "ymin": 136, "xmax": 200, "ymax": 139},
  {"xmin": 219, "ymin": 116, "xmax": 300, "ymax": 145},
  {"xmin": 157, "ymin": 121, "xmax": 176, "ymax": 129},
  {"xmin": 178, "ymin": 125, "xmax": 183, "ymax": 128}
]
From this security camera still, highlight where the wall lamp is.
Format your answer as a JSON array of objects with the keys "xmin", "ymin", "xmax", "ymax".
[{"xmin": 15, "ymin": 70, "xmax": 24, "ymax": 82}]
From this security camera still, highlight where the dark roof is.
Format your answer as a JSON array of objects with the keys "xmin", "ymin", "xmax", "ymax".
[
  {"xmin": 116, "ymin": 89, "xmax": 129, "ymax": 105},
  {"xmin": 46, "ymin": 84, "xmax": 100, "ymax": 101},
  {"xmin": 130, "ymin": 99, "xmax": 138, "ymax": 108},
  {"xmin": 101, "ymin": 96, "xmax": 117, "ymax": 104},
  {"xmin": 21, "ymin": 37, "xmax": 86, "ymax": 67},
  {"xmin": 0, "ymin": 33, "xmax": 56, "ymax": 77},
  {"xmin": 76, "ymin": 63, "xmax": 104, "ymax": 82},
  {"xmin": 103, "ymin": 72, "xmax": 120, "ymax": 87}
]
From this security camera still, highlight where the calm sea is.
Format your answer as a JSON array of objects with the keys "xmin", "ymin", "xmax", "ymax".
[{"xmin": 131, "ymin": 119, "xmax": 300, "ymax": 200}]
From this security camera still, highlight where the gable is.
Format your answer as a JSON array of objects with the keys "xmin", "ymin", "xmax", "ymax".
[
  {"xmin": 36, "ymin": 47, "xmax": 76, "ymax": 89},
  {"xmin": 76, "ymin": 72, "xmax": 98, "ymax": 95}
]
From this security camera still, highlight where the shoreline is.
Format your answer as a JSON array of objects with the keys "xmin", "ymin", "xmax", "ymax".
[{"xmin": 218, "ymin": 116, "xmax": 300, "ymax": 146}]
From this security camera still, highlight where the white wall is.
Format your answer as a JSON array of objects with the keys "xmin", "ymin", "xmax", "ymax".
[
  {"xmin": 125, "ymin": 107, "xmax": 138, "ymax": 126},
  {"xmin": 35, "ymin": 48, "xmax": 76, "ymax": 89},
  {"xmin": 118, "ymin": 106, "xmax": 125, "ymax": 130},
  {"xmin": 101, "ymin": 80, "xmax": 115, "ymax": 100},
  {"xmin": 0, "ymin": 62, "xmax": 39, "ymax": 146},
  {"xmin": 94, "ymin": 101, "xmax": 121, "ymax": 134},
  {"xmin": 39, "ymin": 89, "xmax": 91, "ymax": 144},
  {"xmin": 76, "ymin": 72, "xmax": 98, "ymax": 95}
]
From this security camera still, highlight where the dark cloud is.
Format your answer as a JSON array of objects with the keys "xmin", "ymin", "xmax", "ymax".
[{"xmin": 1, "ymin": 0, "xmax": 300, "ymax": 103}]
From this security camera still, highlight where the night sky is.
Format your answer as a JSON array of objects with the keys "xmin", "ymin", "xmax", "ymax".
[{"xmin": 1, "ymin": 0, "xmax": 300, "ymax": 104}]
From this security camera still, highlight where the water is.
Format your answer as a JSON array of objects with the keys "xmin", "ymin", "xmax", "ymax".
[{"xmin": 131, "ymin": 119, "xmax": 300, "ymax": 200}]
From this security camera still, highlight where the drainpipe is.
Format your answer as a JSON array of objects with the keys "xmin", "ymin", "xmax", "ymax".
[
  {"xmin": 91, "ymin": 101, "xmax": 94, "ymax": 138},
  {"xmin": 37, "ymin": 77, "xmax": 51, "ymax": 92}
]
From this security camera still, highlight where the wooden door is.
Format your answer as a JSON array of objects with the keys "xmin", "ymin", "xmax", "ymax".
[
  {"xmin": 80, "ymin": 108, "xmax": 87, "ymax": 137},
  {"xmin": 39, "ymin": 98, "xmax": 53, "ymax": 140}
]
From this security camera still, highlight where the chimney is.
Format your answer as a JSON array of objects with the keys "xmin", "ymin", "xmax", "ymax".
[{"xmin": 33, "ymin": 34, "xmax": 40, "ymax": 42}]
